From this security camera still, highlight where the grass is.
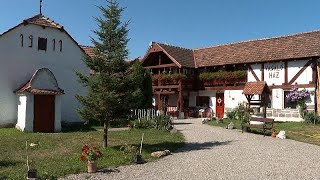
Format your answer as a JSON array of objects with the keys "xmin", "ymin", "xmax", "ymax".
[
  {"xmin": 207, "ymin": 119, "xmax": 320, "ymax": 146},
  {"xmin": 0, "ymin": 127, "xmax": 184, "ymax": 179}
]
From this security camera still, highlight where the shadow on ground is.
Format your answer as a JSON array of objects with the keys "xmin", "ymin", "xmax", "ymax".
[
  {"xmin": 0, "ymin": 160, "xmax": 22, "ymax": 167},
  {"xmin": 177, "ymin": 141, "xmax": 232, "ymax": 152},
  {"xmin": 111, "ymin": 141, "xmax": 232, "ymax": 155},
  {"xmin": 173, "ymin": 122, "xmax": 193, "ymax": 125}
]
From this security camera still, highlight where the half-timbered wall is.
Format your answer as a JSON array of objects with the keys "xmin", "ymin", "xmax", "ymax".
[{"xmin": 247, "ymin": 59, "xmax": 316, "ymax": 121}]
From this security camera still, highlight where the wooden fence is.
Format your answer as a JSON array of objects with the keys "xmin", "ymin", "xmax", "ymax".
[{"xmin": 132, "ymin": 109, "xmax": 158, "ymax": 120}]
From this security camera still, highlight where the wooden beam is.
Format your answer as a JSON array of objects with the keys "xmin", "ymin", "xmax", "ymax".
[
  {"xmin": 288, "ymin": 59, "xmax": 312, "ymax": 84},
  {"xmin": 204, "ymin": 86, "xmax": 245, "ymax": 91},
  {"xmin": 145, "ymin": 63, "xmax": 177, "ymax": 69},
  {"xmin": 153, "ymin": 85, "xmax": 179, "ymax": 89},
  {"xmin": 248, "ymin": 65, "xmax": 260, "ymax": 81},
  {"xmin": 269, "ymin": 83, "xmax": 316, "ymax": 89},
  {"xmin": 284, "ymin": 61, "xmax": 288, "ymax": 84},
  {"xmin": 178, "ymin": 79, "xmax": 183, "ymax": 112},
  {"xmin": 311, "ymin": 59, "xmax": 317, "ymax": 84},
  {"xmin": 261, "ymin": 63, "xmax": 264, "ymax": 81},
  {"xmin": 153, "ymin": 91, "xmax": 176, "ymax": 95}
]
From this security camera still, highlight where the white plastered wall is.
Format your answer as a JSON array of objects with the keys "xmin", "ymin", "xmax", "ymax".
[
  {"xmin": 224, "ymin": 90, "xmax": 247, "ymax": 109},
  {"xmin": 0, "ymin": 24, "xmax": 88, "ymax": 126}
]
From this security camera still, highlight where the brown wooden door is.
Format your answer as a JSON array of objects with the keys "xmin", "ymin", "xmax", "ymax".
[
  {"xmin": 34, "ymin": 95, "xmax": 55, "ymax": 133},
  {"xmin": 216, "ymin": 93, "xmax": 224, "ymax": 119}
]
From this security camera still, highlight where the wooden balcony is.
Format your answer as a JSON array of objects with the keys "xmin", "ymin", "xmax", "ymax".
[{"xmin": 201, "ymin": 77, "xmax": 247, "ymax": 87}]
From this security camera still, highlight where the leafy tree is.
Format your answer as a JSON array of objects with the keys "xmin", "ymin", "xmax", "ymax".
[
  {"xmin": 126, "ymin": 60, "xmax": 153, "ymax": 109},
  {"xmin": 76, "ymin": 0, "xmax": 129, "ymax": 148}
]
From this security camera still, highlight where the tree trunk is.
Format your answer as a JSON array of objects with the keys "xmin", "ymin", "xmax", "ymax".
[{"xmin": 103, "ymin": 120, "xmax": 109, "ymax": 148}]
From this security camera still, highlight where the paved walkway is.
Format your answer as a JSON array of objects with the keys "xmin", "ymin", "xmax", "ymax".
[{"xmin": 62, "ymin": 118, "xmax": 320, "ymax": 180}]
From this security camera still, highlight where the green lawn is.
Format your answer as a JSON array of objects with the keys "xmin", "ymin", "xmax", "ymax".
[
  {"xmin": 207, "ymin": 119, "xmax": 320, "ymax": 146},
  {"xmin": 0, "ymin": 128, "xmax": 184, "ymax": 179}
]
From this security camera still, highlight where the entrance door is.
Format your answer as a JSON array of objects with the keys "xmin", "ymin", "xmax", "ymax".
[
  {"xmin": 216, "ymin": 93, "xmax": 224, "ymax": 119},
  {"xmin": 34, "ymin": 95, "xmax": 55, "ymax": 132}
]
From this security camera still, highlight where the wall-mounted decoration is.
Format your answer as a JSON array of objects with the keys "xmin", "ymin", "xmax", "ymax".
[
  {"xmin": 28, "ymin": 35, "xmax": 33, "ymax": 48},
  {"xmin": 59, "ymin": 40, "xmax": 62, "ymax": 52},
  {"xmin": 20, "ymin": 34, "xmax": 24, "ymax": 47},
  {"xmin": 52, "ymin": 39, "xmax": 56, "ymax": 51},
  {"xmin": 38, "ymin": 37, "xmax": 47, "ymax": 51}
]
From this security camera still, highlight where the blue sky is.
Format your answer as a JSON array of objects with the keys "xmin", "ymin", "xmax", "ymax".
[{"xmin": 1, "ymin": 0, "xmax": 320, "ymax": 59}]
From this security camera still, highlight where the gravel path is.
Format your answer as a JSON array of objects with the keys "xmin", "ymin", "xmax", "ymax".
[{"xmin": 61, "ymin": 118, "xmax": 320, "ymax": 180}]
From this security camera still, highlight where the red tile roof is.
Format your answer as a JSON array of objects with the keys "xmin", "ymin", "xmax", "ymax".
[
  {"xmin": 243, "ymin": 81, "xmax": 269, "ymax": 95},
  {"xmin": 80, "ymin": 45, "xmax": 94, "ymax": 58},
  {"xmin": 156, "ymin": 43, "xmax": 195, "ymax": 68},
  {"xmin": 194, "ymin": 30, "xmax": 320, "ymax": 67},
  {"xmin": 23, "ymin": 14, "xmax": 63, "ymax": 29},
  {"xmin": 16, "ymin": 82, "xmax": 64, "ymax": 95}
]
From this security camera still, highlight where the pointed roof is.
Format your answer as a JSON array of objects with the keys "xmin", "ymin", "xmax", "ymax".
[
  {"xmin": 23, "ymin": 14, "xmax": 63, "ymax": 29},
  {"xmin": 243, "ymin": 81, "xmax": 270, "ymax": 95},
  {"xmin": 141, "ymin": 42, "xmax": 195, "ymax": 68},
  {"xmin": 15, "ymin": 68, "xmax": 64, "ymax": 95}
]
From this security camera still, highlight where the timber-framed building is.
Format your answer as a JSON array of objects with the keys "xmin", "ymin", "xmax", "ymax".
[{"xmin": 141, "ymin": 30, "xmax": 320, "ymax": 121}]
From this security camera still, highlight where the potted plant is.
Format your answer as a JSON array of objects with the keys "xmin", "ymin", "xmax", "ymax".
[
  {"xmin": 80, "ymin": 144, "xmax": 103, "ymax": 173},
  {"xmin": 271, "ymin": 128, "xmax": 278, "ymax": 138}
]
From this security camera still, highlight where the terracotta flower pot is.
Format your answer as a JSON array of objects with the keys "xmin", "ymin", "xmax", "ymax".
[
  {"xmin": 87, "ymin": 161, "xmax": 97, "ymax": 173},
  {"xmin": 272, "ymin": 133, "xmax": 277, "ymax": 138}
]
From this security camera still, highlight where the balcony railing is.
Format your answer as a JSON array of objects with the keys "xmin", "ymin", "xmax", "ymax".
[{"xmin": 201, "ymin": 77, "xmax": 247, "ymax": 86}]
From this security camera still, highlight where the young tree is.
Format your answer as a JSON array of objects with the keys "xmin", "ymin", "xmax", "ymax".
[
  {"xmin": 126, "ymin": 60, "xmax": 153, "ymax": 109},
  {"xmin": 76, "ymin": 0, "xmax": 129, "ymax": 148}
]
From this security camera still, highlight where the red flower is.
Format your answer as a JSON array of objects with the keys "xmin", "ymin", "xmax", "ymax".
[{"xmin": 80, "ymin": 155, "xmax": 85, "ymax": 162}]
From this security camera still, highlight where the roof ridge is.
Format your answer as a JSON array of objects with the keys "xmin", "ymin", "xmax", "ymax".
[
  {"xmin": 194, "ymin": 29, "xmax": 320, "ymax": 50},
  {"xmin": 24, "ymin": 13, "xmax": 62, "ymax": 29},
  {"xmin": 156, "ymin": 42, "xmax": 192, "ymax": 51}
]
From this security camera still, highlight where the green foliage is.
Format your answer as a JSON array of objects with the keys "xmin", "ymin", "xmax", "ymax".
[
  {"xmin": 235, "ymin": 103, "xmax": 252, "ymax": 124},
  {"xmin": 152, "ymin": 73, "xmax": 187, "ymax": 81},
  {"xmin": 120, "ymin": 144, "xmax": 138, "ymax": 161},
  {"xmin": 303, "ymin": 112, "xmax": 320, "ymax": 124},
  {"xmin": 133, "ymin": 117, "xmax": 155, "ymax": 129},
  {"xmin": 153, "ymin": 115, "xmax": 173, "ymax": 130},
  {"xmin": 226, "ymin": 110, "xmax": 237, "ymax": 120},
  {"xmin": 76, "ymin": 0, "xmax": 131, "ymax": 147},
  {"xmin": 133, "ymin": 115, "xmax": 173, "ymax": 131},
  {"xmin": 225, "ymin": 103, "xmax": 252, "ymax": 124},
  {"xmin": 127, "ymin": 60, "xmax": 153, "ymax": 109}
]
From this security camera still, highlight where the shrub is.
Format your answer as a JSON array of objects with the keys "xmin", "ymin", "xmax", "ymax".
[
  {"xmin": 133, "ymin": 117, "xmax": 154, "ymax": 129},
  {"xmin": 226, "ymin": 110, "xmax": 237, "ymax": 120},
  {"xmin": 303, "ymin": 112, "xmax": 320, "ymax": 124},
  {"xmin": 153, "ymin": 115, "xmax": 173, "ymax": 130},
  {"xmin": 235, "ymin": 103, "xmax": 252, "ymax": 124},
  {"xmin": 133, "ymin": 115, "xmax": 173, "ymax": 131}
]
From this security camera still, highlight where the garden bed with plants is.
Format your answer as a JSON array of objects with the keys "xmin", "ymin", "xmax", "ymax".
[{"xmin": 0, "ymin": 122, "xmax": 184, "ymax": 179}]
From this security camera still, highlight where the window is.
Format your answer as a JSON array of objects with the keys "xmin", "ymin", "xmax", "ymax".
[
  {"xmin": 38, "ymin": 37, "xmax": 47, "ymax": 51},
  {"xmin": 59, "ymin": 40, "xmax": 63, "ymax": 52},
  {"xmin": 196, "ymin": 96, "xmax": 209, "ymax": 107},
  {"xmin": 52, "ymin": 39, "xmax": 56, "ymax": 51},
  {"xmin": 28, "ymin": 35, "xmax": 33, "ymax": 47},
  {"xmin": 284, "ymin": 91, "xmax": 297, "ymax": 109},
  {"xmin": 20, "ymin": 34, "xmax": 24, "ymax": 47}
]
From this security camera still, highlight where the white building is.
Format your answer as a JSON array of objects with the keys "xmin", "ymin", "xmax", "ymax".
[{"xmin": 0, "ymin": 14, "xmax": 92, "ymax": 132}]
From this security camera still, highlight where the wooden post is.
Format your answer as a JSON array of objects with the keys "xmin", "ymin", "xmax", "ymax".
[
  {"xmin": 157, "ymin": 94, "xmax": 161, "ymax": 111},
  {"xmin": 261, "ymin": 63, "xmax": 264, "ymax": 81},
  {"xmin": 179, "ymin": 79, "xmax": 183, "ymax": 112},
  {"xmin": 284, "ymin": 61, "xmax": 288, "ymax": 84}
]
